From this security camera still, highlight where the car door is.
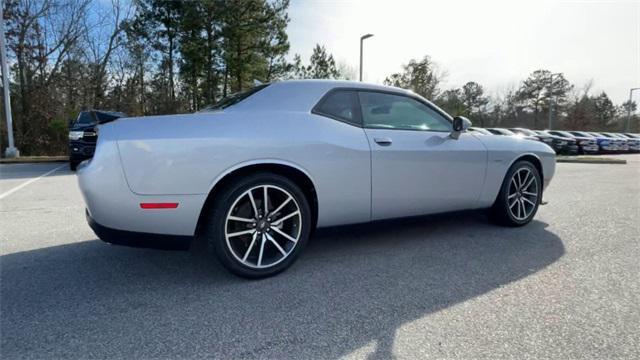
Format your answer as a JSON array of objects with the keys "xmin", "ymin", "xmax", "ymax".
[{"xmin": 358, "ymin": 90, "xmax": 487, "ymax": 220}]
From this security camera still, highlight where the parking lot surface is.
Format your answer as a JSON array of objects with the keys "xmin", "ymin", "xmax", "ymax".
[{"xmin": 1, "ymin": 156, "xmax": 639, "ymax": 359}]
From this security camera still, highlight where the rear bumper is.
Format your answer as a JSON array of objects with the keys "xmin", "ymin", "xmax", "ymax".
[
  {"xmin": 78, "ymin": 139, "xmax": 205, "ymax": 236},
  {"xmin": 87, "ymin": 210, "xmax": 192, "ymax": 250}
]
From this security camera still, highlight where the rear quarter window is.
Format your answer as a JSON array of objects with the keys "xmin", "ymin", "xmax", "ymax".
[{"xmin": 312, "ymin": 90, "xmax": 361, "ymax": 126}]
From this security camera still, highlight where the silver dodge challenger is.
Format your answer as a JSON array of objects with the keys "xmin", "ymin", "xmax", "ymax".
[{"xmin": 78, "ymin": 80, "xmax": 555, "ymax": 278}]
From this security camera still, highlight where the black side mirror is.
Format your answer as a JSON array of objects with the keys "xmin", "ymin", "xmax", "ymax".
[
  {"xmin": 450, "ymin": 116, "xmax": 472, "ymax": 140},
  {"xmin": 68, "ymin": 119, "xmax": 75, "ymax": 127},
  {"xmin": 452, "ymin": 116, "xmax": 464, "ymax": 132}
]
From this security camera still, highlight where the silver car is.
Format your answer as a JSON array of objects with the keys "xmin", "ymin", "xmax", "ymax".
[{"xmin": 78, "ymin": 80, "xmax": 555, "ymax": 278}]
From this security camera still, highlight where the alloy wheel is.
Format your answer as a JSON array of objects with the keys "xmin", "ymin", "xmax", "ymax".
[
  {"xmin": 507, "ymin": 167, "xmax": 539, "ymax": 221},
  {"xmin": 224, "ymin": 185, "xmax": 302, "ymax": 269}
]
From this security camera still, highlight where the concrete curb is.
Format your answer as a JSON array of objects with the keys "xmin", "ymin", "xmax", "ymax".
[
  {"xmin": 0, "ymin": 156, "xmax": 69, "ymax": 164},
  {"xmin": 556, "ymin": 156, "xmax": 627, "ymax": 164}
]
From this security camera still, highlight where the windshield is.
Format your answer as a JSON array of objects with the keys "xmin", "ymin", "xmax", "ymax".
[
  {"xmin": 76, "ymin": 112, "xmax": 96, "ymax": 125},
  {"xmin": 570, "ymin": 131, "xmax": 592, "ymax": 137},
  {"xmin": 470, "ymin": 127, "xmax": 492, "ymax": 135},
  {"xmin": 75, "ymin": 111, "xmax": 124, "ymax": 125},
  {"xmin": 511, "ymin": 128, "xmax": 536, "ymax": 136},
  {"xmin": 555, "ymin": 131, "xmax": 574, "ymax": 137},
  {"xmin": 201, "ymin": 84, "xmax": 269, "ymax": 111},
  {"xmin": 500, "ymin": 129, "xmax": 517, "ymax": 135}
]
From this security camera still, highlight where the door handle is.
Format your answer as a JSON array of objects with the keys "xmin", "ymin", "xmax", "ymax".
[{"xmin": 374, "ymin": 137, "xmax": 393, "ymax": 146}]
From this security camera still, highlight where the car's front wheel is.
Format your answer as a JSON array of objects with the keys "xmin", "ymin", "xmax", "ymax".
[
  {"xmin": 205, "ymin": 173, "xmax": 311, "ymax": 278},
  {"xmin": 490, "ymin": 160, "xmax": 542, "ymax": 226}
]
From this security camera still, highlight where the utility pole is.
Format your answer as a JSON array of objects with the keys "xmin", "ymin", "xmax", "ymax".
[
  {"xmin": 0, "ymin": 0, "xmax": 18, "ymax": 158},
  {"xmin": 547, "ymin": 73, "xmax": 561, "ymax": 130},
  {"xmin": 626, "ymin": 87, "xmax": 640, "ymax": 132},
  {"xmin": 359, "ymin": 34, "xmax": 373, "ymax": 82}
]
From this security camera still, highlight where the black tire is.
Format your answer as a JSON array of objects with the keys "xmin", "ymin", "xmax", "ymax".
[
  {"xmin": 489, "ymin": 160, "xmax": 542, "ymax": 227},
  {"xmin": 204, "ymin": 172, "xmax": 312, "ymax": 279},
  {"xmin": 69, "ymin": 161, "xmax": 79, "ymax": 171}
]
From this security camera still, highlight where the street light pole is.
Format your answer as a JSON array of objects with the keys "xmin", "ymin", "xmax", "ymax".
[
  {"xmin": 547, "ymin": 72, "xmax": 561, "ymax": 130},
  {"xmin": 625, "ymin": 87, "xmax": 640, "ymax": 132},
  {"xmin": 359, "ymin": 33, "xmax": 373, "ymax": 82},
  {"xmin": 0, "ymin": 0, "xmax": 18, "ymax": 158}
]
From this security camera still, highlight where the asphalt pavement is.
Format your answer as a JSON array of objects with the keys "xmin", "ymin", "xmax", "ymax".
[{"xmin": 1, "ymin": 156, "xmax": 639, "ymax": 359}]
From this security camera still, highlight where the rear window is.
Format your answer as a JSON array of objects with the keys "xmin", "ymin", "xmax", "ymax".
[
  {"xmin": 313, "ymin": 90, "xmax": 361, "ymax": 126},
  {"xmin": 202, "ymin": 84, "xmax": 269, "ymax": 111}
]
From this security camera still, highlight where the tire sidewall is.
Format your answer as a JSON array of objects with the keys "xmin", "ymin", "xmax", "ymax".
[
  {"xmin": 207, "ymin": 173, "xmax": 312, "ymax": 278},
  {"xmin": 497, "ymin": 161, "xmax": 542, "ymax": 226}
]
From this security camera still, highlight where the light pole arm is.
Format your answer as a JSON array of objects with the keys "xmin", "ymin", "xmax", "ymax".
[{"xmin": 359, "ymin": 34, "xmax": 373, "ymax": 82}]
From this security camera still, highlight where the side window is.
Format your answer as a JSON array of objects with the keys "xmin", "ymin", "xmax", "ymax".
[
  {"xmin": 313, "ymin": 90, "xmax": 361, "ymax": 126},
  {"xmin": 358, "ymin": 91, "xmax": 451, "ymax": 132}
]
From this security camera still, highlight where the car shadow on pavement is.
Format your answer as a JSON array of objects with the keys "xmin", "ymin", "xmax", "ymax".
[{"xmin": 1, "ymin": 211, "xmax": 564, "ymax": 359}]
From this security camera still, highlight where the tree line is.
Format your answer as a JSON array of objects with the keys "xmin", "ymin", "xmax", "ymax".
[
  {"xmin": 0, "ymin": 0, "xmax": 637, "ymax": 156},
  {"xmin": 385, "ymin": 56, "xmax": 637, "ymax": 133}
]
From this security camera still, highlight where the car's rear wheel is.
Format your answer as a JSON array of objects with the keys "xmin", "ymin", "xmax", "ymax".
[
  {"xmin": 205, "ymin": 173, "xmax": 311, "ymax": 278},
  {"xmin": 490, "ymin": 160, "xmax": 541, "ymax": 227}
]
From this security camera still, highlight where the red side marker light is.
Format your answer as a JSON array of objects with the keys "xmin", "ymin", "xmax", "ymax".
[{"xmin": 140, "ymin": 203, "xmax": 179, "ymax": 209}]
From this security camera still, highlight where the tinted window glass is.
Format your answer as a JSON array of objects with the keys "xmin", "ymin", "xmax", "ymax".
[
  {"xmin": 555, "ymin": 131, "xmax": 574, "ymax": 137},
  {"xmin": 95, "ymin": 112, "xmax": 121, "ymax": 123},
  {"xmin": 77, "ymin": 112, "xmax": 95, "ymax": 125},
  {"xmin": 314, "ymin": 90, "xmax": 360, "ymax": 124},
  {"xmin": 510, "ymin": 128, "xmax": 535, "ymax": 136},
  {"xmin": 570, "ymin": 131, "xmax": 592, "ymax": 137},
  {"xmin": 358, "ymin": 92, "xmax": 451, "ymax": 131},
  {"xmin": 497, "ymin": 129, "xmax": 516, "ymax": 135},
  {"xmin": 202, "ymin": 84, "xmax": 269, "ymax": 111}
]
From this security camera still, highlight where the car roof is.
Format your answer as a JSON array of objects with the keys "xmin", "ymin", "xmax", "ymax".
[
  {"xmin": 231, "ymin": 79, "xmax": 441, "ymax": 114},
  {"xmin": 271, "ymin": 79, "xmax": 407, "ymax": 93}
]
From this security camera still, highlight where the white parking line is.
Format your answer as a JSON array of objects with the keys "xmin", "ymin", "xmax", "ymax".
[{"xmin": 0, "ymin": 164, "xmax": 66, "ymax": 200}]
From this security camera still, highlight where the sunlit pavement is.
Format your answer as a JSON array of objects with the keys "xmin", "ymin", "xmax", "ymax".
[{"xmin": 1, "ymin": 155, "xmax": 639, "ymax": 359}]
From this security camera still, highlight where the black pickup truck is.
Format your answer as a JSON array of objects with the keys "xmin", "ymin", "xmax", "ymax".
[{"xmin": 68, "ymin": 110, "xmax": 126, "ymax": 170}]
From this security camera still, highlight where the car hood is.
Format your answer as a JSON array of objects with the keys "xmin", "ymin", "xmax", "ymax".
[{"xmin": 70, "ymin": 123, "xmax": 96, "ymax": 132}]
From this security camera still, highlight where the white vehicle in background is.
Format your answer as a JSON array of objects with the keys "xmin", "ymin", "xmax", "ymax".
[{"xmin": 468, "ymin": 127, "xmax": 493, "ymax": 135}]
